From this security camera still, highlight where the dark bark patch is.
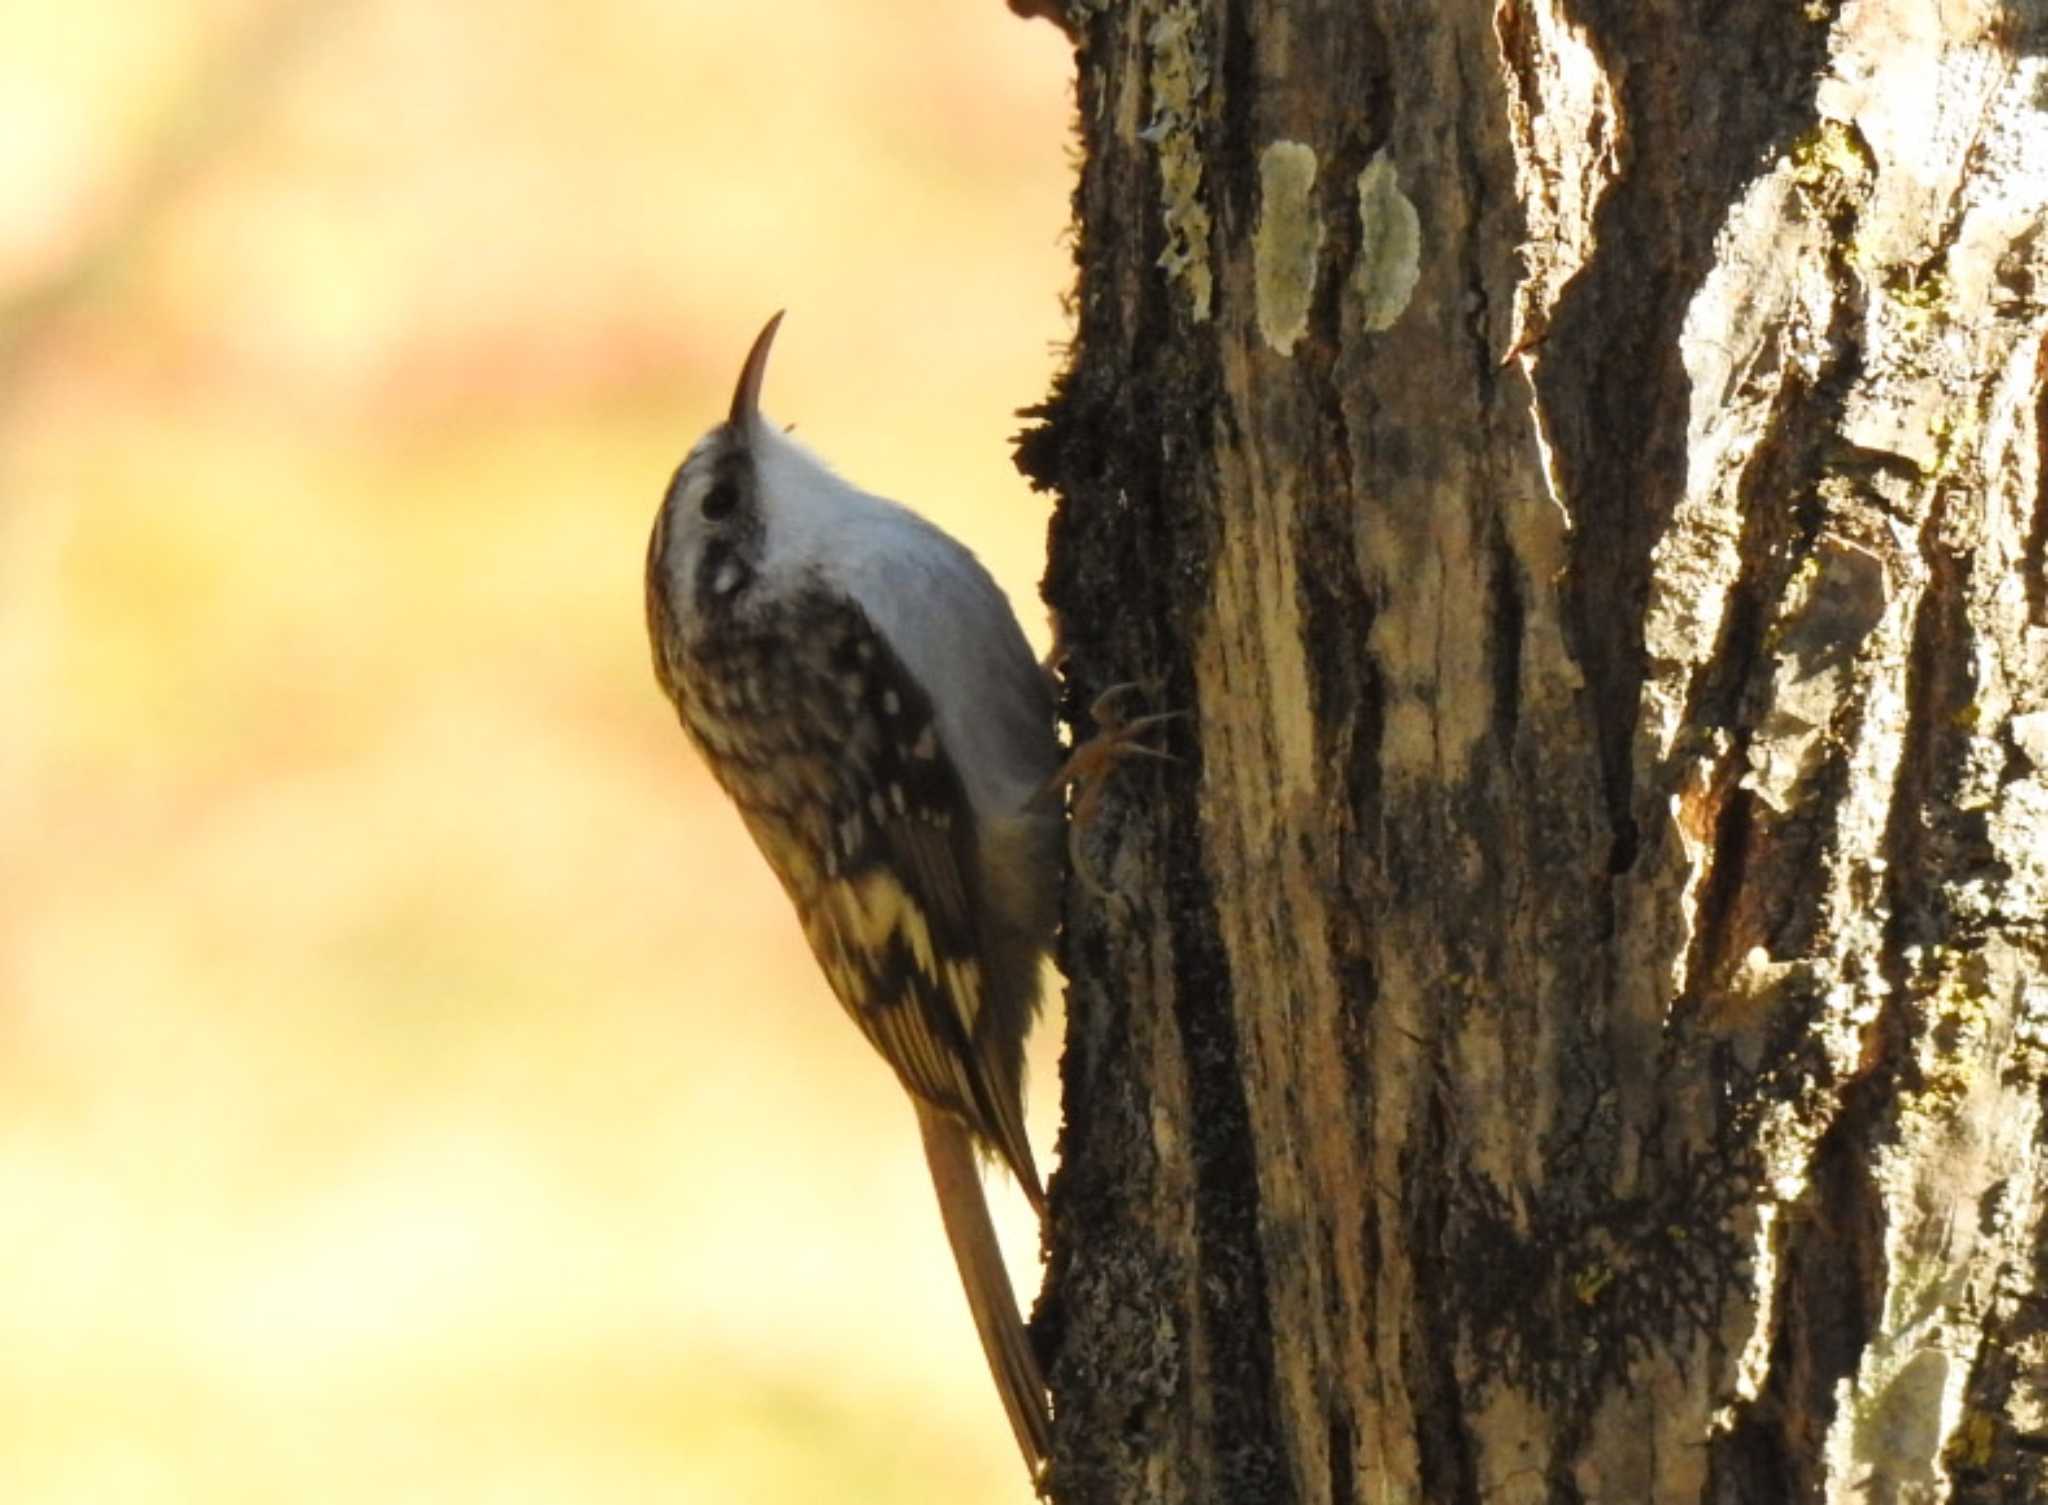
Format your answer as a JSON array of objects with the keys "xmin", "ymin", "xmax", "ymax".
[
  {"xmin": 1325, "ymin": 1401, "xmax": 1357, "ymax": 1504},
  {"xmin": 2028, "ymin": 331, "xmax": 2048, "ymax": 629},
  {"xmin": 1293, "ymin": 359, "xmax": 1385, "ymax": 1160},
  {"xmin": 1212, "ymin": 0, "xmax": 1259, "ymax": 247},
  {"xmin": 1444, "ymin": 1140, "xmax": 1753, "ymax": 1411},
  {"xmin": 1881, "ymin": 497, "xmax": 1984, "ymax": 987},
  {"xmin": 1406, "ymin": 1095, "xmax": 1486, "ymax": 1505},
  {"xmin": 1167, "ymin": 844, "xmax": 1294, "ymax": 1504},
  {"xmin": 1488, "ymin": 508, "xmax": 1525, "ymax": 751},
  {"xmin": 1710, "ymin": 1089, "xmax": 1885, "ymax": 1500},
  {"xmin": 1020, "ymin": 14, "xmax": 1287, "ymax": 1487}
]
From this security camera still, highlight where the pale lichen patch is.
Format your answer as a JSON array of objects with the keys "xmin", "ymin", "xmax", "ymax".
[
  {"xmin": 1142, "ymin": 3, "xmax": 1212, "ymax": 320},
  {"xmin": 1352, "ymin": 151, "xmax": 1420, "ymax": 332},
  {"xmin": 1253, "ymin": 141, "xmax": 1322, "ymax": 355}
]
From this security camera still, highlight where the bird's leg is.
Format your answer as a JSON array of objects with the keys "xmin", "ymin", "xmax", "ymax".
[{"xmin": 1042, "ymin": 681, "xmax": 1181, "ymax": 903}]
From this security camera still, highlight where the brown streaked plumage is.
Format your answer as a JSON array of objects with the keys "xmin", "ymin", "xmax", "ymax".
[{"xmin": 644, "ymin": 314, "xmax": 1059, "ymax": 1483}]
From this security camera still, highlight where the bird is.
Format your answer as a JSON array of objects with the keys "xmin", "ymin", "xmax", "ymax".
[{"xmin": 644, "ymin": 312, "xmax": 1061, "ymax": 1481}]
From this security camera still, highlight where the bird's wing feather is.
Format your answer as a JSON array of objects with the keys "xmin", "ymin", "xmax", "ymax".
[{"xmin": 795, "ymin": 602, "xmax": 1041, "ymax": 1204}]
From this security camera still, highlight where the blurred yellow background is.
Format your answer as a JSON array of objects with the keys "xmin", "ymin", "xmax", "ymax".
[{"xmin": 0, "ymin": 2, "xmax": 1074, "ymax": 1500}]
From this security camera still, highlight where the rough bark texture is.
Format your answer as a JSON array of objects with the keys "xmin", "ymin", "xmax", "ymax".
[{"xmin": 1016, "ymin": 2, "xmax": 2048, "ymax": 1502}]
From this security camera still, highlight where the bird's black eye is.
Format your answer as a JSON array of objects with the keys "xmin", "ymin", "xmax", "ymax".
[{"xmin": 701, "ymin": 479, "xmax": 740, "ymax": 521}]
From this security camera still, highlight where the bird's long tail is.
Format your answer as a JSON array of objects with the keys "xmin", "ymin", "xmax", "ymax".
[{"xmin": 916, "ymin": 1100, "xmax": 1051, "ymax": 1482}]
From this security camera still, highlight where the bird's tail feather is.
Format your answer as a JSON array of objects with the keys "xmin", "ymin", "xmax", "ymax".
[{"xmin": 916, "ymin": 1100, "xmax": 1051, "ymax": 1482}]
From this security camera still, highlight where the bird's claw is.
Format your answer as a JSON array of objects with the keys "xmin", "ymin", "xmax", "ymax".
[{"xmin": 1050, "ymin": 682, "xmax": 1183, "ymax": 903}]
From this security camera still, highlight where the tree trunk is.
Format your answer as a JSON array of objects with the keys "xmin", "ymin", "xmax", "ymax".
[{"xmin": 1016, "ymin": 2, "xmax": 2048, "ymax": 1501}]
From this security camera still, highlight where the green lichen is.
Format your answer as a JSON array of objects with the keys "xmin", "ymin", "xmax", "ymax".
[
  {"xmin": 1924, "ymin": 404, "xmax": 1979, "ymax": 477},
  {"xmin": 1788, "ymin": 119, "xmax": 1877, "ymax": 249},
  {"xmin": 1902, "ymin": 956, "xmax": 1994, "ymax": 1120},
  {"xmin": 1353, "ymin": 150, "xmax": 1420, "ymax": 332},
  {"xmin": 1888, "ymin": 264, "xmax": 1950, "ymax": 323},
  {"xmin": 1789, "ymin": 118, "xmax": 1876, "ymax": 192},
  {"xmin": 1573, "ymin": 1261, "xmax": 1616, "ymax": 1306},
  {"xmin": 1143, "ymin": 3, "xmax": 1212, "ymax": 320},
  {"xmin": 1253, "ymin": 140, "xmax": 1322, "ymax": 354}
]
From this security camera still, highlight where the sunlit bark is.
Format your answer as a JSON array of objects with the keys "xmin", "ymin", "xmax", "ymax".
[{"xmin": 1020, "ymin": 3, "xmax": 2048, "ymax": 1501}]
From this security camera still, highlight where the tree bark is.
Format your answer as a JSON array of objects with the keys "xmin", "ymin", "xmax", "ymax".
[{"xmin": 1016, "ymin": 2, "xmax": 2048, "ymax": 1501}]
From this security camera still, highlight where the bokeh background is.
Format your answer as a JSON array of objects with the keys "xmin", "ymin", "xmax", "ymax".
[{"xmin": 0, "ymin": 3, "xmax": 1074, "ymax": 1500}]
